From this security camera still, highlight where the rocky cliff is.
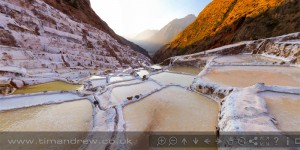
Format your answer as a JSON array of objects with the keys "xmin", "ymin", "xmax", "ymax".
[
  {"xmin": 153, "ymin": 0, "xmax": 300, "ymax": 62},
  {"xmin": 0, "ymin": 0, "xmax": 151, "ymax": 70}
]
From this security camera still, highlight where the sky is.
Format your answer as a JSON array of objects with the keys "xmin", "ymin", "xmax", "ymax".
[{"xmin": 90, "ymin": 0, "xmax": 212, "ymax": 37}]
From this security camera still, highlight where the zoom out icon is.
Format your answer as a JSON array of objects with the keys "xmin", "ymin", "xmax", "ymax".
[{"xmin": 169, "ymin": 137, "xmax": 177, "ymax": 146}]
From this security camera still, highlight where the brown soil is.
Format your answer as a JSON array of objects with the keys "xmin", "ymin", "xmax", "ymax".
[{"xmin": 0, "ymin": 29, "xmax": 18, "ymax": 47}]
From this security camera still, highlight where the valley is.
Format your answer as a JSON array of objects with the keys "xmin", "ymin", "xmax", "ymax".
[
  {"xmin": 0, "ymin": 0, "xmax": 299, "ymax": 149},
  {"xmin": 130, "ymin": 14, "xmax": 196, "ymax": 56}
]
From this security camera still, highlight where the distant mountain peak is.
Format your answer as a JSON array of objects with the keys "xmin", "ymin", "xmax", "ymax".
[
  {"xmin": 131, "ymin": 15, "xmax": 196, "ymax": 56},
  {"xmin": 185, "ymin": 14, "xmax": 196, "ymax": 18},
  {"xmin": 170, "ymin": 14, "xmax": 196, "ymax": 24}
]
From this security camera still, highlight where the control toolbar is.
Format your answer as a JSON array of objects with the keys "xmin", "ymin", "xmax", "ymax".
[{"xmin": 150, "ymin": 133, "xmax": 300, "ymax": 148}]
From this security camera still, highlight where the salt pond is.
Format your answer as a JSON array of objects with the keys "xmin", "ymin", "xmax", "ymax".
[
  {"xmin": 123, "ymin": 86, "xmax": 218, "ymax": 149},
  {"xmin": 203, "ymin": 66, "xmax": 300, "ymax": 87},
  {"xmin": 0, "ymin": 100, "xmax": 92, "ymax": 131},
  {"xmin": 89, "ymin": 75, "xmax": 106, "ymax": 80},
  {"xmin": 260, "ymin": 92, "xmax": 300, "ymax": 132},
  {"xmin": 213, "ymin": 54, "xmax": 280, "ymax": 64},
  {"xmin": 110, "ymin": 81, "xmax": 160, "ymax": 105},
  {"xmin": 0, "ymin": 100, "xmax": 92, "ymax": 149},
  {"xmin": 109, "ymin": 76, "xmax": 135, "ymax": 83},
  {"xmin": 168, "ymin": 66, "xmax": 202, "ymax": 75},
  {"xmin": 123, "ymin": 86, "xmax": 218, "ymax": 132},
  {"xmin": 90, "ymin": 79, "xmax": 107, "ymax": 87},
  {"xmin": 14, "ymin": 81, "xmax": 83, "ymax": 94},
  {"xmin": 0, "ymin": 92, "xmax": 81, "ymax": 111},
  {"xmin": 151, "ymin": 72, "xmax": 195, "ymax": 87},
  {"xmin": 107, "ymin": 79, "xmax": 142, "ymax": 88}
]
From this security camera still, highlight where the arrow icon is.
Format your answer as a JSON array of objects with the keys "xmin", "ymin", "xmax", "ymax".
[
  {"xmin": 193, "ymin": 137, "xmax": 199, "ymax": 144},
  {"xmin": 215, "ymin": 138, "xmax": 222, "ymax": 144},
  {"xmin": 182, "ymin": 138, "xmax": 188, "ymax": 145},
  {"xmin": 204, "ymin": 138, "xmax": 211, "ymax": 144}
]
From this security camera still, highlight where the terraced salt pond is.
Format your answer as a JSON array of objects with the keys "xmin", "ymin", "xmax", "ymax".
[
  {"xmin": 168, "ymin": 66, "xmax": 202, "ymax": 75},
  {"xmin": 14, "ymin": 81, "xmax": 83, "ymax": 94},
  {"xmin": 90, "ymin": 79, "xmax": 107, "ymax": 87},
  {"xmin": 109, "ymin": 81, "xmax": 160, "ymax": 105},
  {"xmin": 109, "ymin": 75, "xmax": 135, "ymax": 83},
  {"xmin": 123, "ymin": 86, "xmax": 219, "ymax": 132},
  {"xmin": 107, "ymin": 79, "xmax": 142, "ymax": 87},
  {"xmin": 203, "ymin": 66, "xmax": 300, "ymax": 87},
  {"xmin": 0, "ymin": 100, "xmax": 92, "ymax": 131},
  {"xmin": 151, "ymin": 72, "xmax": 195, "ymax": 87},
  {"xmin": 89, "ymin": 75, "xmax": 106, "ymax": 80},
  {"xmin": 0, "ymin": 92, "xmax": 81, "ymax": 111},
  {"xmin": 213, "ymin": 54, "xmax": 280, "ymax": 64},
  {"xmin": 0, "ymin": 100, "xmax": 92, "ymax": 149},
  {"xmin": 260, "ymin": 92, "xmax": 300, "ymax": 132}
]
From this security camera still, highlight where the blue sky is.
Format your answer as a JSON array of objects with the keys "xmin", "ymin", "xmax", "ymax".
[{"xmin": 90, "ymin": 0, "xmax": 212, "ymax": 37}]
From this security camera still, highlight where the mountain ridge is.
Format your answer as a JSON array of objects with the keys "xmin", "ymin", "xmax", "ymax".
[
  {"xmin": 153, "ymin": 0, "xmax": 300, "ymax": 62},
  {"xmin": 134, "ymin": 30, "xmax": 158, "ymax": 41},
  {"xmin": 131, "ymin": 14, "xmax": 196, "ymax": 56}
]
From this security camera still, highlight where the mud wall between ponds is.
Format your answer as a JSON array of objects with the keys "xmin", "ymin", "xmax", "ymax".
[
  {"xmin": 171, "ymin": 59, "xmax": 207, "ymax": 68},
  {"xmin": 252, "ymin": 33, "xmax": 300, "ymax": 64},
  {"xmin": 193, "ymin": 83, "xmax": 234, "ymax": 101}
]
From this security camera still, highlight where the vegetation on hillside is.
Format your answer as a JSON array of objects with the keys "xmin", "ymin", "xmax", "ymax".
[{"xmin": 153, "ymin": 0, "xmax": 299, "ymax": 62}]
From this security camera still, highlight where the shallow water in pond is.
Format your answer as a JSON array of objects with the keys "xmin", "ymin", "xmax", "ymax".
[
  {"xmin": 0, "ymin": 100, "xmax": 92, "ymax": 131},
  {"xmin": 213, "ymin": 54, "xmax": 280, "ymax": 64},
  {"xmin": 110, "ymin": 81, "xmax": 160, "ymax": 104},
  {"xmin": 109, "ymin": 76, "xmax": 134, "ymax": 83},
  {"xmin": 168, "ymin": 66, "xmax": 202, "ymax": 75},
  {"xmin": 151, "ymin": 72, "xmax": 195, "ymax": 87},
  {"xmin": 91, "ymin": 79, "xmax": 107, "ymax": 87},
  {"xmin": 123, "ymin": 86, "xmax": 218, "ymax": 149},
  {"xmin": 89, "ymin": 75, "xmax": 105, "ymax": 80},
  {"xmin": 14, "ymin": 81, "xmax": 83, "ymax": 94},
  {"xmin": 0, "ymin": 100, "xmax": 92, "ymax": 149},
  {"xmin": 261, "ymin": 92, "xmax": 300, "ymax": 132},
  {"xmin": 203, "ymin": 66, "xmax": 300, "ymax": 87},
  {"xmin": 124, "ymin": 86, "xmax": 218, "ymax": 132},
  {"xmin": 108, "ymin": 79, "xmax": 141, "ymax": 88}
]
